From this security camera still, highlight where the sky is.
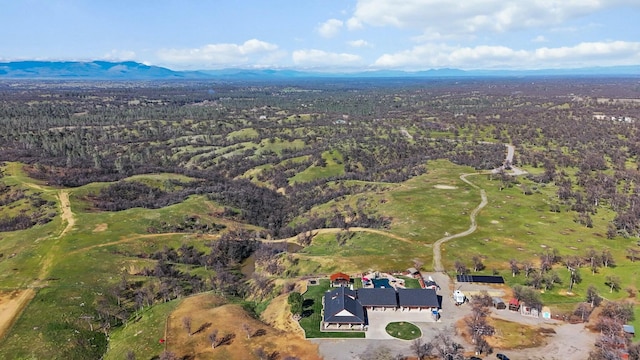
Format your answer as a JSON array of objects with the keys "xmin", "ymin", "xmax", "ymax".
[{"xmin": 2, "ymin": 0, "xmax": 640, "ymax": 71}]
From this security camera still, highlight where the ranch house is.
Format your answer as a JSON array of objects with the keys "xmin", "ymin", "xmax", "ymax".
[{"xmin": 322, "ymin": 286, "xmax": 440, "ymax": 331}]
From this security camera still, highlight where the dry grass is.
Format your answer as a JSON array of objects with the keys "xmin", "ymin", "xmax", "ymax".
[
  {"xmin": 456, "ymin": 316, "xmax": 552, "ymax": 350},
  {"xmin": 166, "ymin": 294, "xmax": 320, "ymax": 360}
]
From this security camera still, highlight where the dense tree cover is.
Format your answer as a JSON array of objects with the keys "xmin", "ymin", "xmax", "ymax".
[{"xmin": 4, "ymin": 78, "xmax": 640, "ymax": 236}]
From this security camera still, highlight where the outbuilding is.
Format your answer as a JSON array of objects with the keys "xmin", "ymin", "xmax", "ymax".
[{"xmin": 492, "ymin": 297, "xmax": 506, "ymax": 310}]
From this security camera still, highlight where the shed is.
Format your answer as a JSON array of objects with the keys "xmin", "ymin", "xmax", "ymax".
[
  {"xmin": 407, "ymin": 267, "xmax": 419, "ymax": 276},
  {"xmin": 330, "ymin": 272, "xmax": 351, "ymax": 287},
  {"xmin": 492, "ymin": 297, "xmax": 506, "ymax": 310},
  {"xmin": 623, "ymin": 325, "xmax": 635, "ymax": 337}
]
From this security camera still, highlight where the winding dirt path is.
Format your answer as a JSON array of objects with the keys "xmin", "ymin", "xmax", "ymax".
[
  {"xmin": 68, "ymin": 232, "xmax": 220, "ymax": 255},
  {"xmin": 57, "ymin": 190, "xmax": 75, "ymax": 238},
  {"xmin": 432, "ymin": 173, "xmax": 488, "ymax": 272},
  {"xmin": 432, "ymin": 144, "xmax": 525, "ymax": 272},
  {"xmin": 263, "ymin": 227, "xmax": 418, "ymax": 245}
]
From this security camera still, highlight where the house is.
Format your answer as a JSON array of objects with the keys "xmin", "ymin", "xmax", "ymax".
[
  {"xmin": 330, "ymin": 272, "xmax": 351, "ymax": 287},
  {"xmin": 357, "ymin": 288, "xmax": 397, "ymax": 311},
  {"xmin": 492, "ymin": 297, "xmax": 506, "ymax": 310},
  {"xmin": 322, "ymin": 287, "xmax": 366, "ymax": 330},
  {"xmin": 322, "ymin": 286, "xmax": 440, "ymax": 331},
  {"xmin": 397, "ymin": 289, "xmax": 439, "ymax": 312}
]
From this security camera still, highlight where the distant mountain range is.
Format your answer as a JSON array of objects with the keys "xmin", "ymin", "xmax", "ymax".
[{"xmin": 1, "ymin": 60, "xmax": 639, "ymax": 80}]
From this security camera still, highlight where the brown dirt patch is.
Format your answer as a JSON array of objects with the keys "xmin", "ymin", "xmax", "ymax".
[
  {"xmin": 166, "ymin": 294, "xmax": 320, "ymax": 360},
  {"xmin": 434, "ymin": 184, "xmax": 458, "ymax": 189},
  {"xmin": 0, "ymin": 289, "xmax": 36, "ymax": 340},
  {"xmin": 93, "ymin": 223, "xmax": 108, "ymax": 232},
  {"xmin": 261, "ymin": 283, "xmax": 306, "ymax": 335},
  {"xmin": 456, "ymin": 316, "xmax": 550, "ymax": 350}
]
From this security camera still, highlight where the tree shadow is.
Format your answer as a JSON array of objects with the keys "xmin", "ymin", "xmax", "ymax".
[{"xmin": 191, "ymin": 322, "xmax": 212, "ymax": 336}]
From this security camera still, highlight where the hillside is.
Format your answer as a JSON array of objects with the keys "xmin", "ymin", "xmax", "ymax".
[{"xmin": 1, "ymin": 78, "xmax": 640, "ymax": 359}]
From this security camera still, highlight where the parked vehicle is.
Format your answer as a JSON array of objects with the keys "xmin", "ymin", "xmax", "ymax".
[{"xmin": 496, "ymin": 354, "xmax": 510, "ymax": 360}]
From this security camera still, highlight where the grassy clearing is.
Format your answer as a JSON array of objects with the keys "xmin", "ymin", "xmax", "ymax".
[
  {"xmin": 227, "ymin": 128, "xmax": 259, "ymax": 141},
  {"xmin": 385, "ymin": 321, "xmax": 421, "ymax": 340},
  {"xmin": 289, "ymin": 150, "xmax": 345, "ymax": 184},
  {"xmin": 297, "ymin": 232, "xmax": 429, "ymax": 273},
  {"xmin": 257, "ymin": 138, "xmax": 305, "ymax": 156},
  {"xmin": 299, "ymin": 279, "xmax": 365, "ymax": 338}
]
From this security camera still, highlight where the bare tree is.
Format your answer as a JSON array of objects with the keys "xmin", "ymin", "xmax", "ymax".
[
  {"xmin": 208, "ymin": 330, "xmax": 219, "ymax": 349},
  {"xmin": 182, "ymin": 316, "xmax": 192, "ymax": 336},
  {"xmin": 601, "ymin": 249, "xmax": 614, "ymax": 268},
  {"xmin": 242, "ymin": 323, "xmax": 252, "ymax": 339},
  {"xmin": 585, "ymin": 285, "xmax": 602, "ymax": 307},
  {"xmin": 411, "ymin": 338, "xmax": 433, "ymax": 360},
  {"xmin": 472, "ymin": 256, "xmax": 485, "ymax": 272},
  {"xmin": 454, "ymin": 260, "xmax": 467, "ymax": 275},
  {"xmin": 568, "ymin": 268, "xmax": 581, "ymax": 292},
  {"xmin": 605, "ymin": 275, "xmax": 621, "ymax": 293},
  {"xmin": 522, "ymin": 260, "xmax": 534, "ymax": 278},
  {"xmin": 509, "ymin": 259, "xmax": 519, "ymax": 277}
]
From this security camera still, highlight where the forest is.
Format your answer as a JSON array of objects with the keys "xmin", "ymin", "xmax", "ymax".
[{"xmin": 4, "ymin": 78, "xmax": 640, "ymax": 237}]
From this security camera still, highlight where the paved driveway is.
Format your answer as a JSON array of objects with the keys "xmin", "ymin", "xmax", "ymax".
[{"xmin": 366, "ymin": 309, "xmax": 437, "ymax": 339}]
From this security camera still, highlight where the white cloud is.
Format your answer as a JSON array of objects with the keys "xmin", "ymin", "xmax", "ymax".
[
  {"xmin": 373, "ymin": 41, "xmax": 640, "ymax": 70},
  {"xmin": 346, "ymin": 17, "xmax": 363, "ymax": 30},
  {"xmin": 157, "ymin": 39, "xmax": 278, "ymax": 66},
  {"xmin": 102, "ymin": 49, "xmax": 136, "ymax": 61},
  {"xmin": 292, "ymin": 49, "xmax": 362, "ymax": 68},
  {"xmin": 532, "ymin": 35, "xmax": 548, "ymax": 43},
  {"xmin": 350, "ymin": 0, "xmax": 638, "ymax": 35},
  {"xmin": 317, "ymin": 18, "xmax": 343, "ymax": 38},
  {"xmin": 347, "ymin": 39, "xmax": 372, "ymax": 48}
]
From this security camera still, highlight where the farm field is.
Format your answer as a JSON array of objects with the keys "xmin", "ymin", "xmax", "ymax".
[{"xmin": 1, "ymin": 78, "xmax": 640, "ymax": 359}]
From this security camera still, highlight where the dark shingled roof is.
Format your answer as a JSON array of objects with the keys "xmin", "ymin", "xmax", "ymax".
[
  {"xmin": 397, "ymin": 288, "xmax": 439, "ymax": 308},
  {"xmin": 323, "ymin": 287, "xmax": 366, "ymax": 324},
  {"xmin": 357, "ymin": 288, "xmax": 398, "ymax": 307}
]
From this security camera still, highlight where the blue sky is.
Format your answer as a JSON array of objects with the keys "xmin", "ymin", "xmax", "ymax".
[{"xmin": 2, "ymin": 0, "xmax": 640, "ymax": 71}]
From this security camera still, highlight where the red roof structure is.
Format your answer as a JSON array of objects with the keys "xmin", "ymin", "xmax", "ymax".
[{"xmin": 330, "ymin": 272, "xmax": 350, "ymax": 283}]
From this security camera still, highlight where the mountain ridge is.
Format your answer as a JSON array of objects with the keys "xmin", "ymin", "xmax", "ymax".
[{"xmin": 1, "ymin": 60, "xmax": 639, "ymax": 80}]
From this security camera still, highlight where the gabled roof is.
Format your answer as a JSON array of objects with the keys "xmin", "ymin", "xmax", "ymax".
[
  {"xmin": 357, "ymin": 288, "xmax": 397, "ymax": 307},
  {"xmin": 397, "ymin": 288, "xmax": 439, "ymax": 308},
  {"xmin": 323, "ymin": 287, "xmax": 365, "ymax": 324},
  {"xmin": 623, "ymin": 324, "xmax": 635, "ymax": 334},
  {"xmin": 330, "ymin": 272, "xmax": 351, "ymax": 282}
]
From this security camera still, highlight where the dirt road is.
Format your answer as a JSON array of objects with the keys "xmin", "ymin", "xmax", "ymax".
[
  {"xmin": 0, "ymin": 289, "xmax": 36, "ymax": 340},
  {"xmin": 432, "ymin": 174, "xmax": 488, "ymax": 272},
  {"xmin": 57, "ymin": 190, "xmax": 75, "ymax": 238}
]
